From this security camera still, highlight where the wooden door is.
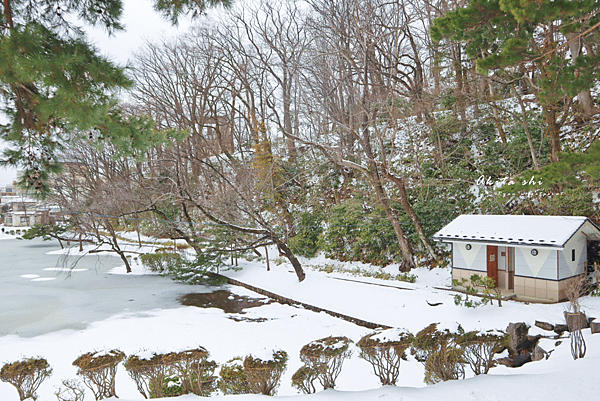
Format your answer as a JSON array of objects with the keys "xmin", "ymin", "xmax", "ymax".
[
  {"xmin": 487, "ymin": 245, "xmax": 498, "ymax": 287},
  {"xmin": 507, "ymin": 247, "xmax": 515, "ymax": 290}
]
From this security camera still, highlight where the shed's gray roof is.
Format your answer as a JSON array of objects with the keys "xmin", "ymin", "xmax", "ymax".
[{"xmin": 433, "ymin": 215, "xmax": 600, "ymax": 248}]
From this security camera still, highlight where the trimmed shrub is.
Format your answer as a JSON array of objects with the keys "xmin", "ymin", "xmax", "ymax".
[
  {"xmin": 299, "ymin": 336, "xmax": 352, "ymax": 390},
  {"xmin": 243, "ymin": 351, "xmax": 288, "ymax": 395},
  {"xmin": 0, "ymin": 357, "xmax": 52, "ymax": 400},
  {"xmin": 124, "ymin": 352, "xmax": 170, "ymax": 399},
  {"xmin": 291, "ymin": 365, "xmax": 319, "ymax": 394},
  {"xmin": 166, "ymin": 348, "xmax": 217, "ymax": 396},
  {"xmin": 456, "ymin": 328, "xmax": 508, "ymax": 375},
  {"xmin": 124, "ymin": 347, "xmax": 216, "ymax": 399},
  {"xmin": 411, "ymin": 324, "xmax": 464, "ymax": 385},
  {"xmin": 357, "ymin": 329, "xmax": 413, "ymax": 385},
  {"xmin": 218, "ymin": 351, "xmax": 288, "ymax": 396},
  {"xmin": 217, "ymin": 358, "xmax": 249, "ymax": 395},
  {"xmin": 72, "ymin": 349, "xmax": 125, "ymax": 400}
]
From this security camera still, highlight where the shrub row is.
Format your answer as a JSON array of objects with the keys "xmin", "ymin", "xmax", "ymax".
[{"xmin": 0, "ymin": 329, "xmax": 509, "ymax": 400}]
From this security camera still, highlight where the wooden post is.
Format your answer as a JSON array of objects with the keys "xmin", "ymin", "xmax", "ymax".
[
  {"xmin": 265, "ymin": 245, "xmax": 270, "ymax": 271},
  {"xmin": 595, "ymin": 262, "xmax": 599, "ymax": 287}
]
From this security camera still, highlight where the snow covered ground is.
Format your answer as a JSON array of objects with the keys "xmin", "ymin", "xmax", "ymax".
[{"xmin": 1, "ymin": 238, "xmax": 600, "ymax": 400}]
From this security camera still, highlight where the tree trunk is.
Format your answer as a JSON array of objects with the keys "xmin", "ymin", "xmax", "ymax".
[
  {"xmin": 543, "ymin": 105, "xmax": 561, "ymax": 162},
  {"xmin": 283, "ymin": 67, "xmax": 298, "ymax": 161},
  {"xmin": 369, "ymin": 169, "xmax": 416, "ymax": 272},
  {"xmin": 566, "ymin": 32, "xmax": 593, "ymax": 119},
  {"xmin": 383, "ymin": 170, "xmax": 437, "ymax": 261},
  {"xmin": 274, "ymin": 238, "xmax": 305, "ymax": 281},
  {"xmin": 511, "ymin": 85, "xmax": 540, "ymax": 170}
]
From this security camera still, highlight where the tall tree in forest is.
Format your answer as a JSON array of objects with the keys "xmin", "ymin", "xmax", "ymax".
[{"xmin": 431, "ymin": 0, "xmax": 600, "ymax": 162}]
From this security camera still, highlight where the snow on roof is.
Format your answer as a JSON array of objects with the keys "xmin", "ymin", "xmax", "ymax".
[{"xmin": 433, "ymin": 215, "xmax": 600, "ymax": 248}]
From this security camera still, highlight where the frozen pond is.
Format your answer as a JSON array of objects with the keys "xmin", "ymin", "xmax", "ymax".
[{"xmin": 0, "ymin": 238, "xmax": 222, "ymax": 337}]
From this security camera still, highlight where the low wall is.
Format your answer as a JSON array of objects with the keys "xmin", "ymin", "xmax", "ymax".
[{"xmin": 220, "ymin": 275, "xmax": 391, "ymax": 330}]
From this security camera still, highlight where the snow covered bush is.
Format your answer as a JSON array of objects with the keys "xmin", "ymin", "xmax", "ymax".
[
  {"xmin": 455, "ymin": 327, "xmax": 508, "ymax": 375},
  {"xmin": 411, "ymin": 324, "xmax": 464, "ymax": 385},
  {"xmin": 124, "ymin": 347, "xmax": 216, "ymax": 398},
  {"xmin": 124, "ymin": 352, "xmax": 170, "ymax": 399},
  {"xmin": 291, "ymin": 365, "xmax": 319, "ymax": 394},
  {"xmin": 0, "ymin": 357, "xmax": 52, "ymax": 401},
  {"xmin": 217, "ymin": 351, "xmax": 288, "ymax": 396},
  {"xmin": 54, "ymin": 379, "xmax": 85, "ymax": 401},
  {"xmin": 72, "ymin": 349, "xmax": 124, "ymax": 400},
  {"xmin": 357, "ymin": 329, "xmax": 413, "ymax": 385},
  {"xmin": 166, "ymin": 348, "xmax": 217, "ymax": 396},
  {"xmin": 243, "ymin": 351, "xmax": 288, "ymax": 395},
  {"xmin": 299, "ymin": 336, "xmax": 353, "ymax": 390},
  {"xmin": 217, "ymin": 358, "xmax": 249, "ymax": 395}
]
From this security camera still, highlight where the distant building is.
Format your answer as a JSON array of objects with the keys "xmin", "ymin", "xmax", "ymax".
[{"xmin": 434, "ymin": 215, "xmax": 600, "ymax": 303}]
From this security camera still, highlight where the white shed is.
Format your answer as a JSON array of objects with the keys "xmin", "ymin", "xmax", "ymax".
[{"xmin": 433, "ymin": 215, "xmax": 600, "ymax": 302}]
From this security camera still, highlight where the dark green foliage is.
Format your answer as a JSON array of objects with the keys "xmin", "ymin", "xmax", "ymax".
[
  {"xmin": 321, "ymin": 199, "xmax": 401, "ymax": 266},
  {"xmin": 502, "ymin": 140, "xmax": 600, "ymax": 216},
  {"xmin": 411, "ymin": 324, "xmax": 464, "ymax": 385},
  {"xmin": 0, "ymin": 0, "xmax": 220, "ymax": 194},
  {"xmin": 289, "ymin": 209, "xmax": 323, "ymax": 258},
  {"xmin": 140, "ymin": 249, "xmax": 226, "ymax": 285},
  {"xmin": 431, "ymin": 0, "xmax": 600, "ymax": 109},
  {"xmin": 0, "ymin": 357, "xmax": 52, "ymax": 401},
  {"xmin": 21, "ymin": 224, "xmax": 67, "ymax": 241},
  {"xmin": 166, "ymin": 252, "xmax": 227, "ymax": 286},
  {"xmin": 357, "ymin": 329, "xmax": 413, "ymax": 386},
  {"xmin": 217, "ymin": 358, "xmax": 249, "ymax": 395},
  {"xmin": 140, "ymin": 252, "xmax": 184, "ymax": 273},
  {"xmin": 153, "ymin": 0, "xmax": 233, "ymax": 25}
]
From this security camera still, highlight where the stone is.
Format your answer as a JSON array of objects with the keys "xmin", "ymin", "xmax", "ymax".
[
  {"xmin": 506, "ymin": 322, "xmax": 529, "ymax": 355},
  {"xmin": 554, "ymin": 324, "xmax": 569, "ymax": 335},
  {"xmin": 495, "ymin": 354, "xmax": 532, "ymax": 368},
  {"xmin": 512, "ymin": 353, "xmax": 532, "ymax": 367},
  {"xmin": 518, "ymin": 335, "xmax": 541, "ymax": 354},
  {"xmin": 535, "ymin": 321, "xmax": 555, "ymax": 331},
  {"xmin": 532, "ymin": 345, "xmax": 546, "ymax": 361},
  {"xmin": 591, "ymin": 321, "xmax": 600, "ymax": 334}
]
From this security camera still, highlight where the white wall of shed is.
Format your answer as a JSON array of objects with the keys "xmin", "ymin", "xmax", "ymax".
[
  {"xmin": 558, "ymin": 230, "xmax": 587, "ymax": 279},
  {"xmin": 452, "ymin": 242, "xmax": 486, "ymax": 272}
]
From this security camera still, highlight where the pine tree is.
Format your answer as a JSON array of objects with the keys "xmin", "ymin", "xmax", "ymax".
[
  {"xmin": 431, "ymin": 0, "xmax": 600, "ymax": 162},
  {"xmin": 0, "ymin": 0, "xmax": 229, "ymax": 193}
]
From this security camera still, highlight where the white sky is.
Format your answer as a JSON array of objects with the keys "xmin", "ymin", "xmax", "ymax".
[{"xmin": 0, "ymin": 0, "xmax": 198, "ymax": 186}]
